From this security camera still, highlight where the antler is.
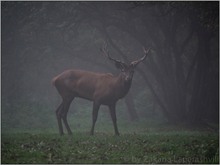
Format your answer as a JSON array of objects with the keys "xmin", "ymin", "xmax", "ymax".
[
  {"xmin": 100, "ymin": 42, "xmax": 123, "ymax": 64},
  {"xmin": 131, "ymin": 47, "xmax": 151, "ymax": 66}
]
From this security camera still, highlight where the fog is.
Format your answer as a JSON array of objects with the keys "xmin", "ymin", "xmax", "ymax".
[{"xmin": 1, "ymin": 2, "xmax": 219, "ymax": 133}]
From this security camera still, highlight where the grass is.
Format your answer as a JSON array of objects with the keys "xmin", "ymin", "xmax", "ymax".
[
  {"xmin": 2, "ymin": 100, "xmax": 219, "ymax": 163},
  {"xmin": 2, "ymin": 131, "xmax": 219, "ymax": 164},
  {"xmin": 1, "ymin": 106, "xmax": 219, "ymax": 164}
]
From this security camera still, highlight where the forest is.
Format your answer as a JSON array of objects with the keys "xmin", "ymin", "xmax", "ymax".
[{"xmin": 1, "ymin": 1, "xmax": 219, "ymax": 164}]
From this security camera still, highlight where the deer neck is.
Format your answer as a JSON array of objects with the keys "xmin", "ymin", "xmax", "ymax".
[{"xmin": 115, "ymin": 73, "xmax": 132, "ymax": 99}]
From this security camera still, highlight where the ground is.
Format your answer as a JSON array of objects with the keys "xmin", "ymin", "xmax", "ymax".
[{"xmin": 1, "ymin": 130, "xmax": 219, "ymax": 164}]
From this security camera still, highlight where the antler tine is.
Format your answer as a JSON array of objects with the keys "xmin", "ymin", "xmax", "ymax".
[
  {"xmin": 101, "ymin": 43, "xmax": 122, "ymax": 63},
  {"xmin": 100, "ymin": 42, "xmax": 108, "ymax": 58},
  {"xmin": 141, "ymin": 47, "xmax": 151, "ymax": 61},
  {"xmin": 143, "ymin": 47, "xmax": 150, "ymax": 55},
  {"xmin": 131, "ymin": 47, "xmax": 151, "ymax": 66}
]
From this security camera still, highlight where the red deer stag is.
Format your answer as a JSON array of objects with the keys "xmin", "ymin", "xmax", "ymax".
[{"xmin": 52, "ymin": 44, "xmax": 150, "ymax": 135}]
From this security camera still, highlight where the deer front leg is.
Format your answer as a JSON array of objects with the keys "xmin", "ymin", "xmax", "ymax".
[
  {"xmin": 109, "ymin": 104, "xmax": 120, "ymax": 136},
  {"xmin": 90, "ymin": 102, "xmax": 100, "ymax": 135}
]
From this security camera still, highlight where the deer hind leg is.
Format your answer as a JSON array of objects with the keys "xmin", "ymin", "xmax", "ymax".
[
  {"xmin": 109, "ymin": 104, "xmax": 120, "ymax": 136},
  {"xmin": 61, "ymin": 97, "xmax": 74, "ymax": 135},
  {"xmin": 56, "ymin": 103, "xmax": 64, "ymax": 135},
  {"xmin": 90, "ymin": 102, "xmax": 100, "ymax": 135}
]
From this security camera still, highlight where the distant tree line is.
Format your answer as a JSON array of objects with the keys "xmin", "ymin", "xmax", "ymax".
[{"xmin": 2, "ymin": 2, "xmax": 218, "ymax": 127}]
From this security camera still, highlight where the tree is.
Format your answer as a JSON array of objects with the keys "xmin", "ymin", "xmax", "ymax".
[
  {"xmin": 73, "ymin": 1, "xmax": 219, "ymax": 125},
  {"xmin": 2, "ymin": 1, "xmax": 218, "ymax": 129}
]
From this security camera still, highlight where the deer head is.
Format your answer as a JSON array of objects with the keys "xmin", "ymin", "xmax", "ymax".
[{"xmin": 101, "ymin": 43, "xmax": 151, "ymax": 82}]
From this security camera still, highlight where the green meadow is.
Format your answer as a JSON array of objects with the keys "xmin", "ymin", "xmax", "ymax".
[{"xmin": 2, "ymin": 120, "xmax": 219, "ymax": 164}]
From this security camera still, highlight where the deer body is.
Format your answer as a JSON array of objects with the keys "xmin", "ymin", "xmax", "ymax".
[
  {"xmin": 53, "ymin": 44, "xmax": 150, "ymax": 136},
  {"xmin": 53, "ymin": 69, "xmax": 131, "ymax": 105}
]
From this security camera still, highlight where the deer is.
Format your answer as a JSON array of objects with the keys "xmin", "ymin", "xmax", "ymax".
[{"xmin": 52, "ymin": 44, "xmax": 150, "ymax": 136}]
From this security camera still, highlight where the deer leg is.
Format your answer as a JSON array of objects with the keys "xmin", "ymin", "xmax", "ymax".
[
  {"xmin": 62, "ymin": 113, "xmax": 72, "ymax": 135},
  {"xmin": 56, "ymin": 103, "xmax": 64, "ymax": 135},
  {"xmin": 61, "ymin": 98, "xmax": 74, "ymax": 135},
  {"xmin": 109, "ymin": 104, "xmax": 120, "ymax": 136},
  {"xmin": 90, "ymin": 102, "xmax": 100, "ymax": 135}
]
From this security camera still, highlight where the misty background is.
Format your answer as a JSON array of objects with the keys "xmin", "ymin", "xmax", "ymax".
[{"xmin": 1, "ymin": 2, "xmax": 219, "ymax": 133}]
